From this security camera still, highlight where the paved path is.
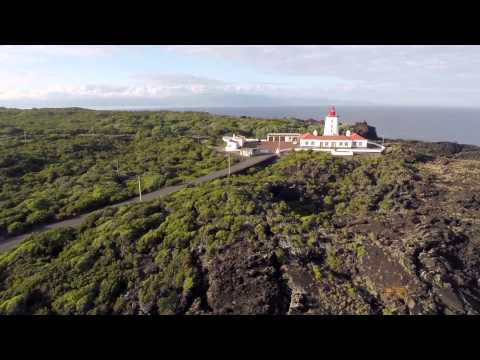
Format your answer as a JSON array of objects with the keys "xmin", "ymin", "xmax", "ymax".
[{"xmin": 0, "ymin": 154, "xmax": 276, "ymax": 253}]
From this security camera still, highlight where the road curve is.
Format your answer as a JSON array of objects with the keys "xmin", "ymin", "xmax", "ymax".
[{"xmin": 0, "ymin": 154, "xmax": 276, "ymax": 253}]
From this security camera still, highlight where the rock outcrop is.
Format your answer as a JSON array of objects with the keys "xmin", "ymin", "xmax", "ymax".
[{"xmin": 352, "ymin": 121, "xmax": 379, "ymax": 140}]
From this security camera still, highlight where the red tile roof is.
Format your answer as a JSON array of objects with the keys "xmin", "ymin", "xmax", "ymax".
[
  {"xmin": 349, "ymin": 132, "xmax": 367, "ymax": 140},
  {"xmin": 300, "ymin": 132, "xmax": 366, "ymax": 141}
]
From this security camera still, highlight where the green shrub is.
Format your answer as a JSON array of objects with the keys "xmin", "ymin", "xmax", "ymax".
[
  {"xmin": 7, "ymin": 221, "xmax": 26, "ymax": 235},
  {"xmin": 312, "ymin": 265, "xmax": 322, "ymax": 282},
  {"xmin": 378, "ymin": 198, "xmax": 394, "ymax": 213},
  {"xmin": 382, "ymin": 308, "xmax": 394, "ymax": 315},
  {"xmin": 274, "ymin": 248, "xmax": 286, "ymax": 264},
  {"xmin": 326, "ymin": 246, "xmax": 339, "ymax": 270},
  {"xmin": 0, "ymin": 294, "xmax": 24, "ymax": 314}
]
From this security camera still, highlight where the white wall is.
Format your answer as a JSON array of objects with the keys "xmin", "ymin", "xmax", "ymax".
[
  {"xmin": 225, "ymin": 140, "xmax": 239, "ymax": 151},
  {"xmin": 352, "ymin": 140, "xmax": 367, "ymax": 148},
  {"xmin": 300, "ymin": 139, "xmax": 353, "ymax": 148},
  {"xmin": 324, "ymin": 116, "xmax": 339, "ymax": 136}
]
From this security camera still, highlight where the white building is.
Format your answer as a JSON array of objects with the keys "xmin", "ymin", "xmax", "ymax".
[
  {"xmin": 222, "ymin": 134, "xmax": 259, "ymax": 152},
  {"xmin": 296, "ymin": 106, "xmax": 385, "ymax": 156},
  {"xmin": 299, "ymin": 131, "xmax": 368, "ymax": 149},
  {"xmin": 324, "ymin": 106, "xmax": 339, "ymax": 136},
  {"xmin": 221, "ymin": 106, "xmax": 385, "ymax": 157},
  {"xmin": 265, "ymin": 133, "xmax": 301, "ymax": 143}
]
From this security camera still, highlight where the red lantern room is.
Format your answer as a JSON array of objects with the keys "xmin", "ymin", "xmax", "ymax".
[{"xmin": 327, "ymin": 106, "xmax": 337, "ymax": 117}]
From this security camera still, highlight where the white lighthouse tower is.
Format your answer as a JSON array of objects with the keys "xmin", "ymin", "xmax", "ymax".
[{"xmin": 323, "ymin": 106, "xmax": 339, "ymax": 136}]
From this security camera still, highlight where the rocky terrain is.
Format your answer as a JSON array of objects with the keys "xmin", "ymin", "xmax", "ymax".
[
  {"xmin": 1, "ymin": 137, "xmax": 480, "ymax": 315},
  {"xmin": 185, "ymin": 142, "xmax": 480, "ymax": 315},
  {"xmin": 3, "ymin": 108, "xmax": 480, "ymax": 315},
  {"xmin": 352, "ymin": 121, "xmax": 379, "ymax": 140}
]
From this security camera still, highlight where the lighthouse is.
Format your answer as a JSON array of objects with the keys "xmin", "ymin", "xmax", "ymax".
[{"xmin": 323, "ymin": 106, "xmax": 339, "ymax": 136}]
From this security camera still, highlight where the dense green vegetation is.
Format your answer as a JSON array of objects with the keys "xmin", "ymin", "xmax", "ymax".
[
  {"xmin": 0, "ymin": 144, "xmax": 415, "ymax": 314},
  {"xmin": 0, "ymin": 108, "xmax": 326, "ymax": 237}
]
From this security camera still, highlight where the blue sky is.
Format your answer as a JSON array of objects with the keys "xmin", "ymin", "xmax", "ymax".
[{"xmin": 1, "ymin": 45, "xmax": 480, "ymax": 108}]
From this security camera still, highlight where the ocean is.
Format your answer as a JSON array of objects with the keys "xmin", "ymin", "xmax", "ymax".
[{"xmin": 90, "ymin": 105, "xmax": 480, "ymax": 146}]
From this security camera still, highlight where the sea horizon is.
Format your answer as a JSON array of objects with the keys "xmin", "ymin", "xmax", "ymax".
[
  {"xmin": 85, "ymin": 105, "xmax": 480, "ymax": 146},
  {"xmin": 3, "ymin": 104, "xmax": 480, "ymax": 146}
]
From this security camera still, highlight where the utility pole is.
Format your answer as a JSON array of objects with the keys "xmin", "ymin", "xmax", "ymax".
[
  {"xmin": 116, "ymin": 159, "xmax": 120, "ymax": 175},
  {"xmin": 138, "ymin": 175, "xmax": 142, "ymax": 202},
  {"xmin": 227, "ymin": 153, "xmax": 231, "ymax": 177}
]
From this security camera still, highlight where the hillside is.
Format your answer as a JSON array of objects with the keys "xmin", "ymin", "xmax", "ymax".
[
  {"xmin": 0, "ymin": 109, "xmax": 323, "ymax": 238},
  {"xmin": 0, "ymin": 109, "xmax": 479, "ymax": 315}
]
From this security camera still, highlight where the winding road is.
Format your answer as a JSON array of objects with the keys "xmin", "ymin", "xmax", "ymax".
[{"xmin": 0, "ymin": 153, "xmax": 277, "ymax": 253}]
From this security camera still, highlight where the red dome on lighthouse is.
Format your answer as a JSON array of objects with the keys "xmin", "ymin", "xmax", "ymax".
[{"xmin": 327, "ymin": 106, "xmax": 337, "ymax": 117}]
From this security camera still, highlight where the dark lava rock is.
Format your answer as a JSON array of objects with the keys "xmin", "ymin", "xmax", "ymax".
[
  {"xmin": 352, "ymin": 121, "xmax": 379, "ymax": 140},
  {"xmin": 464, "ymin": 195, "xmax": 480, "ymax": 210},
  {"xmin": 205, "ymin": 241, "xmax": 290, "ymax": 314},
  {"xmin": 435, "ymin": 286, "xmax": 465, "ymax": 313}
]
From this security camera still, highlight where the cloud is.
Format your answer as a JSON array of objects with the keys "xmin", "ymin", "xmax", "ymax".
[
  {"xmin": 132, "ymin": 73, "xmax": 226, "ymax": 86},
  {"xmin": 0, "ymin": 45, "xmax": 135, "ymax": 67},
  {"xmin": 0, "ymin": 79, "xmax": 294, "ymax": 102},
  {"xmin": 161, "ymin": 45, "xmax": 480, "ymax": 87},
  {"xmin": 0, "ymin": 45, "xmax": 124, "ymax": 56},
  {"xmin": 0, "ymin": 73, "xmax": 345, "ymax": 108},
  {"xmin": 2, "ymin": 45, "xmax": 480, "ymax": 107}
]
